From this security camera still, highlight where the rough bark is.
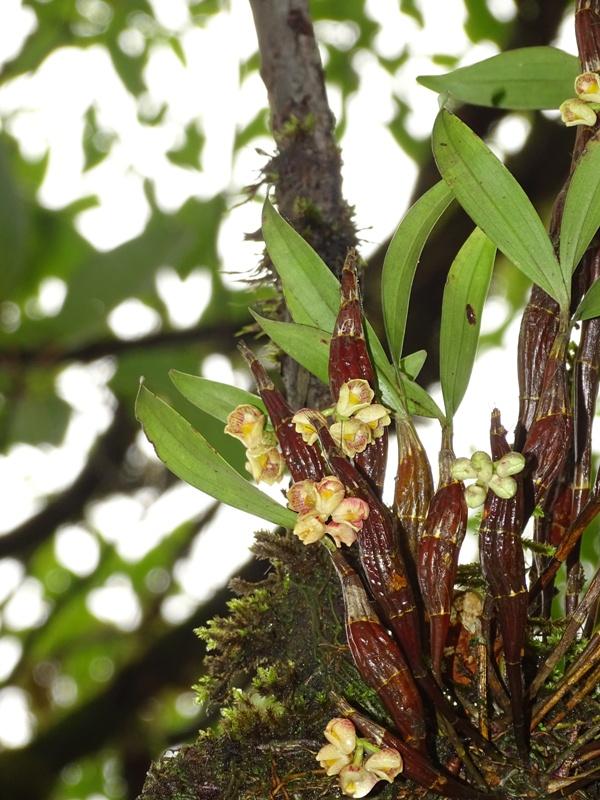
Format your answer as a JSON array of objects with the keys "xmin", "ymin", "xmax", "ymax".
[{"xmin": 249, "ymin": 0, "xmax": 356, "ymax": 409}]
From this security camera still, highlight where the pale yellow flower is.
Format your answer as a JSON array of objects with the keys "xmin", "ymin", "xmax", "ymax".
[
  {"xmin": 245, "ymin": 446, "xmax": 285, "ymax": 485},
  {"xmin": 364, "ymin": 748, "xmax": 403, "ymax": 783},
  {"xmin": 224, "ymin": 404, "xmax": 266, "ymax": 449},
  {"xmin": 331, "ymin": 497, "xmax": 370, "ymax": 531},
  {"xmin": 339, "ymin": 765, "xmax": 379, "ymax": 798},
  {"xmin": 560, "ymin": 98, "xmax": 597, "ymax": 127},
  {"xmin": 330, "ymin": 419, "xmax": 371, "ymax": 457},
  {"xmin": 575, "ymin": 71, "xmax": 600, "ymax": 103},
  {"xmin": 315, "ymin": 476, "xmax": 346, "ymax": 517},
  {"xmin": 316, "ymin": 744, "xmax": 351, "ymax": 776},
  {"xmin": 354, "ymin": 403, "xmax": 391, "ymax": 439},
  {"xmin": 336, "ymin": 379, "xmax": 374, "ymax": 418},
  {"xmin": 324, "ymin": 718, "xmax": 356, "ymax": 755},
  {"xmin": 286, "ymin": 480, "xmax": 318, "ymax": 515},
  {"xmin": 291, "ymin": 409, "xmax": 319, "ymax": 445},
  {"xmin": 325, "ymin": 521, "xmax": 358, "ymax": 548},
  {"xmin": 293, "ymin": 513, "xmax": 326, "ymax": 545}
]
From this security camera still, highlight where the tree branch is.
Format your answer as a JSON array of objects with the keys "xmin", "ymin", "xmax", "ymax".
[
  {"xmin": 1, "ymin": 322, "xmax": 244, "ymax": 369},
  {"xmin": 249, "ymin": 0, "xmax": 356, "ymax": 408},
  {"xmin": 0, "ymin": 403, "xmax": 135, "ymax": 560}
]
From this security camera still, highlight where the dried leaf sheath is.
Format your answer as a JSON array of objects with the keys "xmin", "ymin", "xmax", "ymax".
[
  {"xmin": 335, "ymin": 698, "xmax": 496, "ymax": 800},
  {"xmin": 568, "ymin": 250, "xmax": 600, "ymax": 613},
  {"xmin": 523, "ymin": 332, "xmax": 573, "ymax": 510},
  {"xmin": 238, "ymin": 341, "xmax": 327, "ymax": 482},
  {"xmin": 514, "ymin": 286, "xmax": 561, "ymax": 451},
  {"xmin": 328, "ymin": 249, "xmax": 388, "ymax": 494},
  {"xmin": 418, "ymin": 449, "xmax": 467, "ymax": 679},
  {"xmin": 326, "ymin": 545, "xmax": 427, "ymax": 752},
  {"xmin": 305, "ymin": 411, "xmax": 423, "ymax": 670},
  {"xmin": 479, "ymin": 410, "xmax": 528, "ymax": 760},
  {"xmin": 307, "ymin": 412, "xmax": 492, "ymax": 751},
  {"xmin": 394, "ymin": 415, "xmax": 433, "ymax": 560}
]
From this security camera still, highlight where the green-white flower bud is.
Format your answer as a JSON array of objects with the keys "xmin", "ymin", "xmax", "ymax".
[
  {"xmin": 494, "ymin": 451, "xmax": 526, "ymax": 478},
  {"xmin": 451, "ymin": 457, "xmax": 477, "ymax": 481},
  {"xmin": 465, "ymin": 483, "xmax": 487, "ymax": 509},
  {"xmin": 488, "ymin": 474, "xmax": 517, "ymax": 500},
  {"xmin": 470, "ymin": 451, "xmax": 493, "ymax": 483}
]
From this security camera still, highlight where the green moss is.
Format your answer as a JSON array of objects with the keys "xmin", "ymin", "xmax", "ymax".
[{"xmin": 274, "ymin": 112, "xmax": 315, "ymax": 144}]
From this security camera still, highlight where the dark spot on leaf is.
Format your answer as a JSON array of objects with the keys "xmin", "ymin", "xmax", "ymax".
[
  {"xmin": 466, "ymin": 304, "xmax": 476, "ymax": 325},
  {"xmin": 491, "ymin": 88, "xmax": 506, "ymax": 107}
]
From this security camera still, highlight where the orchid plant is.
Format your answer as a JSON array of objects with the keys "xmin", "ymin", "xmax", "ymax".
[{"xmin": 136, "ymin": 8, "xmax": 600, "ymax": 798}]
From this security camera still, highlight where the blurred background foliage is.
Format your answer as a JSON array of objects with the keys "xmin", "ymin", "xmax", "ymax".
[{"xmin": 0, "ymin": 1, "xmax": 585, "ymax": 799}]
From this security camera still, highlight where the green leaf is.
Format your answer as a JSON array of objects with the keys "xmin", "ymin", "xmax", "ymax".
[
  {"xmin": 251, "ymin": 313, "xmax": 330, "ymax": 385},
  {"xmin": 400, "ymin": 350, "xmax": 427, "ymax": 380},
  {"xmin": 169, "ymin": 371, "xmax": 267, "ymax": 421},
  {"xmin": 382, "ymin": 180, "xmax": 454, "ymax": 365},
  {"xmin": 560, "ymin": 140, "xmax": 600, "ymax": 276},
  {"xmin": 440, "ymin": 228, "xmax": 496, "ymax": 419},
  {"xmin": 574, "ymin": 279, "xmax": 600, "ymax": 321},
  {"xmin": 432, "ymin": 109, "xmax": 568, "ymax": 308},
  {"xmin": 262, "ymin": 200, "xmax": 444, "ymax": 421},
  {"xmin": 136, "ymin": 384, "xmax": 296, "ymax": 529},
  {"xmin": 262, "ymin": 198, "xmax": 339, "ymax": 330},
  {"xmin": 418, "ymin": 47, "xmax": 578, "ymax": 110}
]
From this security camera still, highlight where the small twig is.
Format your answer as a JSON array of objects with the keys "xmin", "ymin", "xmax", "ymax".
[
  {"xmin": 477, "ymin": 639, "xmax": 489, "ymax": 740},
  {"xmin": 546, "ymin": 662, "xmax": 600, "ymax": 730},
  {"xmin": 529, "ymin": 498, "xmax": 600, "ymax": 602},
  {"xmin": 548, "ymin": 721, "xmax": 600, "ymax": 775},
  {"xmin": 531, "ymin": 631, "xmax": 600, "ymax": 728},
  {"xmin": 530, "ymin": 567, "xmax": 600, "ymax": 698}
]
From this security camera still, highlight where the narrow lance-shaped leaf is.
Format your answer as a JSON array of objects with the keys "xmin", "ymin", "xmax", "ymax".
[
  {"xmin": 400, "ymin": 349, "xmax": 427, "ymax": 381},
  {"xmin": 262, "ymin": 200, "xmax": 445, "ymax": 421},
  {"xmin": 574, "ymin": 278, "xmax": 600, "ymax": 321},
  {"xmin": 560, "ymin": 139, "xmax": 600, "ymax": 276},
  {"xmin": 169, "ymin": 371, "xmax": 267, "ymax": 421},
  {"xmin": 382, "ymin": 180, "xmax": 454, "ymax": 366},
  {"xmin": 419, "ymin": 47, "xmax": 579, "ymax": 110},
  {"xmin": 262, "ymin": 198, "xmax": 338, "ymax": 330},
  {"xmin": 135, "ymin": 384, "xmax": 296, "ymax": 529},
  {"xmin": 250, "ymin": 312, "xmax": 330, "ymax": 385},
  {"xmin": 432, "ymin": 109, "xmax": 569, "ymax": 309},
  {"xmin": 440, "ymin": 228, "xmax": 496, "ymax": 420}
]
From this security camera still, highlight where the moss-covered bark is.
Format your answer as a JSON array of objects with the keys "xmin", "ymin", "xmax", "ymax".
[{"xmin": 138, "ymin": 534, "xmax": 397, "ymax": 800}]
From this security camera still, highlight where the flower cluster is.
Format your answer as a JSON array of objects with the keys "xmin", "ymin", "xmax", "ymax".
[
  {"xmin": 316, "ymin": 718, "xmax": 403, "ymax": 797},
  {"xmin": 451, "ymin": 449, "xmax": 526, "ymax": 508},
  {"xmin": 224, "ymin": 404, "xmax": 285, "ymax": 484},
  {"xmin": 560, "ymin": 71, "xmax": 600, "ymax": 127},
  {"xmin": 287, "ymin": 476, "xmax": 369, "ymax": 547},
  {"xmin": 292, "ymin": 379, "xmax": 391, "ymax": 458}
]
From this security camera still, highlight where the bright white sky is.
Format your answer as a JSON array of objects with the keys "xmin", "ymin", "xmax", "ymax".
[{"xmin": 0, "ymin": 0, "xmax": 577, "ymax": 766}]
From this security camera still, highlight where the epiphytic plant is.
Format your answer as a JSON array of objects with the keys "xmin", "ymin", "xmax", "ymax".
[{"xmin": 136, "ymin": 3, "xmax": 600, "ymax": 798}]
